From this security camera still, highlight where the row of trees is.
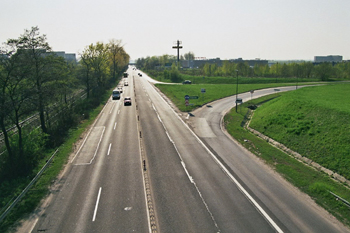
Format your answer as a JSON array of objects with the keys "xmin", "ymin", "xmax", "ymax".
[
  {"xmin": 201, "ymin": 61, "xmax": 350, "ymax": 81},
  {"xmin": 136, "ymin": 53, "xmax": 350, "ymax": 81},
  {"xmin": 0, "ymin": 26, "xmax": 129, "ymax": 180}
]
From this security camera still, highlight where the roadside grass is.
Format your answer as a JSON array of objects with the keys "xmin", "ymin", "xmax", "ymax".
[
  {"xmin": 0, "ymin": 91, "xmax": 111, "ymax": 233},
  {"xmin": 156, "ymin": 83, "xmax": 300, "ymax": 112},
  {"xmin": 224, "ymin": 90, "xmax": 350, "ymax": 227},
  {"xmin": 249, "ymin": 84, "xmax": 350, "ymax": 180}
]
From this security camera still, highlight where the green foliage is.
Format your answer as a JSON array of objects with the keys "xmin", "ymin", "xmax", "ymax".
[
  {"xmin": 0, "ymin": 129, "xmax": 47, "ymax": 181},
  {"xmin": 136, "ymin": 54, "xmax": 177, "ymax": 70},
  {"xmin": 250, "ymin": 84, "xmax": 350, "ymax": 180}
]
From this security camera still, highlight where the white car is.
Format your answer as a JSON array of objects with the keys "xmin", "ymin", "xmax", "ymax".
[{"xmin": 124, "ymin": 97, "xmax": 132, "ymax": 106}]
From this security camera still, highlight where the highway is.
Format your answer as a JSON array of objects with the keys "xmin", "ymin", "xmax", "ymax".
[{"xmin": 28, "ymin": 66, "xmax": 349, "ymax": 232}]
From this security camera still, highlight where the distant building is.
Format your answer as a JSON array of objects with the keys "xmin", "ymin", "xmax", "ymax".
[
  {"xmin": 314, "ymin": 55, "xmax": 342, "ymax": 63},
  {"xmin": 1, "ymin": 50, "xmax": 76, "ymax": 63},
  {"xmin": 52, "ymin": 51, "xmax": 77, "ymax": 63}
]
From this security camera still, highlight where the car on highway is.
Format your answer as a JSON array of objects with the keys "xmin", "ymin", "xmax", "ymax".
[
  {"xmin": 182, "ymin": 80, "xmax": 192, "ymax": 84},
  {"xmin": 124, "ymin": 97, "xmax": 132, "ymax": 106},
  {"xmin": 112, "ymin": 90, "xmax": 121, "ymax": 100},
  {"xmin": 124, "ymin": 81, "xmax": 128, "ymax": 86},
  {"xmin": 138, "ymin": 73, "xmax": 142, "ymax": 77},
  {"xmin": 118, "ymin": 87, "xmax": 123, "ymax": 93}
]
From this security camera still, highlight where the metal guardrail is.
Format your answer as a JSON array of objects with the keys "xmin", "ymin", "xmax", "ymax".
[
  {"xmin": 0, "ymin": 149, "xmax": 59, "ymax": 223},
  {"xmin": 329, "ymin": 191, "xmax": 350, "ymax": 208}
]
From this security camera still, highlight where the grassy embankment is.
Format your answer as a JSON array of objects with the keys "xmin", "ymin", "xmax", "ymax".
[{"xmin": 156, "ymin": 82, "xmax": 350, "ymax": 227}]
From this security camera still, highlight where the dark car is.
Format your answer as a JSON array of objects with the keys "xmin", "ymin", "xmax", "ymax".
[
  {"xmin": 182, "ymin": 80, "xmax": 192, "ymax": 84},
  {"xmin": 124, "ymin": 97, "xmax": 132, "ymax": 106},
  {"xmin": 112, "ymin": 90, "xmax": 120, "ymax": 100}
]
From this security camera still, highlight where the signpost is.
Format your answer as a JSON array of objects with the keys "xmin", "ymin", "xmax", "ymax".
[
  {"xmin": 235, "ymin": 98, "xmax": 243, "ymax": 113},
  {"xmin": 235, "ymin": 98, "xmax": 243, "ymax": 104},
  {"xmin": 185, "ymin": 95, "xmax": 198, "ymax": 107},
  {"xmin": 185, "ymin": 95, "xmax": 190, "ymax": 107},
  {"xmin": 250, "ymin": 90, "xmax": 254, "ymax": 100}
]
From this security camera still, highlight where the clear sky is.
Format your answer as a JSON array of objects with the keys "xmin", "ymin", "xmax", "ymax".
[{"xmin": 1, "ymin": 0, "xmax": 349, "ymax": 61}]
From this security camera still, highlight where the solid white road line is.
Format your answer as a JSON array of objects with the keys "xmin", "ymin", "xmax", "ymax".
[{"xmin": 92, "ymin": 187, "xmax": 102, "ymax": 222}]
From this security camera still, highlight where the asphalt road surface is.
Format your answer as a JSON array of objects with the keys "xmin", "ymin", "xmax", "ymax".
[{"xmin": 26, "ymin": 67, "xmax": 349, "ymax": 233}]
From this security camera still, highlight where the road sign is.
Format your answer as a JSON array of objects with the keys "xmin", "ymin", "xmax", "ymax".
[
  {"xmin": 235, "ymin": 98, "xmax": 243, "ymax": 104},
  {"xmin": 201, "ymin": 88, "xmax": 206, "ymax": 93},
  {"xmin": 184, "ymin": 95, "xmax": 190, "ymax": 100},
  {"xmin": 189, "ymin": 96, "xmax": 198, "ymax": 99}
]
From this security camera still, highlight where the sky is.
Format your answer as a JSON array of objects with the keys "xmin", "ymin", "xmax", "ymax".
[{"xmin": 1, "ymin": 0, "xmax": 349, "ymax": 62}]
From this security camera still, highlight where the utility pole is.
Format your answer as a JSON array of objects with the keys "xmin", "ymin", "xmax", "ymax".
[
  {"xmin": 172, "ymin": 40, "xmax": 183, "ymax": 65},
  {"xmin": 236, "ymin": 70, "xmax": 239, "ymax": 112}
]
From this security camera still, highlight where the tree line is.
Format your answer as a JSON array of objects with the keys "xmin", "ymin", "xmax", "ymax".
[
  {"xmin": 136, "ymin": 53, "xmax": 350, "ymax": 81},
  {"xmin": 200, "ymin": 61, "xmax": 350, "ymax": 81},
  {"xmin": 0, "ymin": 26, "xmax": 129, "ymax": 181}
]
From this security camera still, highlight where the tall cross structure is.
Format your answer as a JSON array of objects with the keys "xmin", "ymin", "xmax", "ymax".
[{"xmin": 172, "ymin": 40, "xmax": 183, "ymax": 65}]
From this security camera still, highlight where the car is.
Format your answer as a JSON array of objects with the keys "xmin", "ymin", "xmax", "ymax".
[
  {"xmin": 124, "ymin": 82, "xmax": 128, "ymax": 86},
  {"xmin": 138, "ymin": 73, "xmax": 142, "ymax": 77},
  {"xmin": 112, "ymin": 90, "xmax": 120, "ymax": 100},
  {"xmin": 182, "ymin": 80, "xmax": 192, "ymax": 84},
  {"xmin": 118, "ymin": 87, "xmax": 123, "ymax": 93},
  {"xmin": 124, "ymin": 97, "xmax": 132, "ymax": 106}
]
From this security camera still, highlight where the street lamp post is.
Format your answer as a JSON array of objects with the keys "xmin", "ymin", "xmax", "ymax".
[{"xmin": 235, "ymin": 69, "xmax": 239, "ymax": 112}]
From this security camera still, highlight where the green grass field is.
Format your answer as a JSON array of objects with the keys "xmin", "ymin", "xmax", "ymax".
[
  {"xmin": 156, "ymin": 83, "xmax": 299, "ymax": 111},
  {"xmin": 249, "ymin": 83, "xmax": 350, "ymax": 180}
]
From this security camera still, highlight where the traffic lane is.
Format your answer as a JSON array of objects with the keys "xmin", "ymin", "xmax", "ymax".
[
  {"xmin": 137, "ymin": 77, "xmax": 277, "ymax": 232},
  {"xmin": 31, "ymin": 99, "xmax": 119, "ymax": 232},
  {"xmin": 32, "ymin": 95, "xmax": 131, "ymax": 232},
  {"xmin": 32, "ymin": 130, "xmax": 111, "ymax": 232},
  {"xmin": 158, "ymin": 110, "xmax": 278, "ymax": 232},
  {"xmin": 190, "ymin": 87, "xmax": 350, "ymax": 232},
  {"xmin": 135, "ymin": 78, "xmax": 219, "ymax": 233},
  {"xmin": 89, "ymin": 100, "xmax": 149, "ymax": 232}
]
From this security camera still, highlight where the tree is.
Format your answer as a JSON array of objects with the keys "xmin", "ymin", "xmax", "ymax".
[
  {"xmin": 80, "ymin": 46, "xmax": 94, "ymax": 99},
  {"xmin": 108, "ymin": 39, "xmax": 123, "ymax": 81},
  {"xmin": 300, "ymin": 62, "xmax": 314, "ymax": 78},
  {"xmin": 184, "ymin": 52, "xmax": 195, "ymax": 60},
  {"xmin": 0, "ymin": 42, "xmax": 36, "ymax": 177},
  {"xmin": 8, "ymin": 26, "xmax": 52, "ymax": 134},
  {"xmin": 281, "ymin": 63, "xmax": 291, "ymax": 77},
  {"xmin": 91, "ymin": 42, "xmax": 109, "ymax": 88},
  {"xmin": 314, "ymin": 62, "xmax": 334, "ymax": 81}
]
